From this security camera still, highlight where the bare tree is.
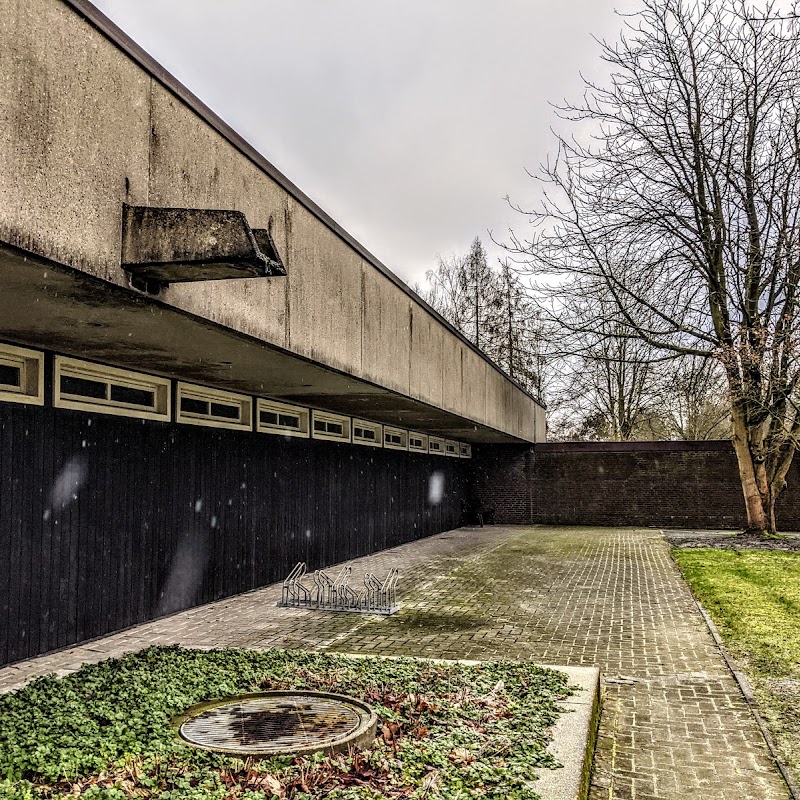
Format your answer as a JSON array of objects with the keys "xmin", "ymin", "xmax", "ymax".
[
  {"xmin": 494, "ymin": 260, "xmax": 543, "ymax": 394},
  {"xmin": 506, "ymin": 0, "xmax": 800, "ymax": 533},
  {"xmin": 415, "ymin": 252, "xmax": 471, "ymax": 333},
  {"xmin": 662, "ymin": 356, "xmax": 731, "ymax": 439},
  {"xmin": 417, "ymin": 241, "xmax": 543, "ymax": 396},
  {"xmin": 542, "ymin": 294, "xmax": 666, "ymax": 440}
]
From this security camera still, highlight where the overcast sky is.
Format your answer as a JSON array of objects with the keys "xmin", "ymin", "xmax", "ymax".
[{"xmin": 93, "ymin": 0, "xmax": 639, "ymax": 285}]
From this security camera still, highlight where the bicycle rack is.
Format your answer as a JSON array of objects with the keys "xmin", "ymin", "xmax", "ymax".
[{"xmin": 278, "ymin": 562, "xmax": 400, "ymax": 615}]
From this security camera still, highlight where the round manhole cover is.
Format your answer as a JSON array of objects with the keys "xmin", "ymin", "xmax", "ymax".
[{"xmin": 175, "ymin": 691, "xmax": 378, "ymax": 756}]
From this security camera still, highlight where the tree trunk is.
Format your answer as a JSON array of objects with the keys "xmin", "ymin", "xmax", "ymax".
[{"xmin": 730, "ymin": 405, "xmax": 772, "ymax": 533}]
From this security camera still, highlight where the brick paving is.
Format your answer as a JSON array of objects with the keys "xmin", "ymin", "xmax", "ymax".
[{"xmin": 0, "ymin": 525, "xmax": 790, "ymax": 800}]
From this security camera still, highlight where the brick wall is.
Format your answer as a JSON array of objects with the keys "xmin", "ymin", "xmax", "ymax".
[{"xmin": 472, "ymin": 441, "xmax": 800, "ymax": 530}]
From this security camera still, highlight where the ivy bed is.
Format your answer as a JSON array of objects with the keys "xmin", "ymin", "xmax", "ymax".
[{"xmin": 0, "ymin": 646, "xmax": 573, "ymax": 800}]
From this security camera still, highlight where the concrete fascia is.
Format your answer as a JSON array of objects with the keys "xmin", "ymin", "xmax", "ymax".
[{"xmin": 59, "ymin": 0, "xmax": 544, "ymax": 411}]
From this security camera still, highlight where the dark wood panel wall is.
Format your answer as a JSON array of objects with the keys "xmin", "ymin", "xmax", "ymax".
[{"xmin": 0, "ymin": 381, "xmax": 467, "ymax": 667}]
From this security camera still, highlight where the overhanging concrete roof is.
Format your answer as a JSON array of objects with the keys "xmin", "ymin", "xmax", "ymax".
[
  {"xmin": 1, "ymin": 0, "xmax": 545, "ymax": 443},
  {"xmin": 0, "ymin": 242, "xmax": 526, "ymax": 443},
  {"xmin": 61, "ymin": 0, "xmax": 539, "ymax": 408}
]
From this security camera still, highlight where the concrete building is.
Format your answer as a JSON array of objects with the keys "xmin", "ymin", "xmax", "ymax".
[{"xmin": 0, "ymin": 0, "xmax": 545, "ymax": 666}]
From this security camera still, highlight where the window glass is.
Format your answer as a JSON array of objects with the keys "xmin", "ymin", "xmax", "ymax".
[
  {"xmin": 61, "ymin": 375, "xmax": 107, "ymax": 400},
  {"xmin": 109, "ymin": 384, "xmax": 155, "ymax": 407},
  {"xmin": 181, "ymin": 397, "xmax": 209, "ymax": 415},
  {"xmin": 0, "ymin": 364, "xmax": 21, "ymax": 388},
  {"xmin": 210, "ymin": 402, "xmax": 240, "ymax": 420}
]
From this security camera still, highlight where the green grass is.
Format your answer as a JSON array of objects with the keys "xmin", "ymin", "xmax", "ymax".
[
  {"xmin": 0, "ymin": 646, "xmax": 573, "ymax": 800},
  {"xmin": 673, "ymin": 549, "xmax": 800, "ymax": 675},
  {"xmin": 673, "ymin": 548, "xmax": 800, "ymax": 784}
]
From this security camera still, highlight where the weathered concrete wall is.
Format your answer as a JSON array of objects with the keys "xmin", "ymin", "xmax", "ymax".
[
  {"xmin": 0, "ymin": 0, "xmax": 543, "ymax": 442},
  {"xmin": 472, "ymin": 441, "xmax": 800, "ymax": 530}
]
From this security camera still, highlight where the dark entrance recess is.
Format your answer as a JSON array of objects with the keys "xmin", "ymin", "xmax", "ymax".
[{"xmin": 0, "ymin": 400, "xmax": 467, "ymax": 667}]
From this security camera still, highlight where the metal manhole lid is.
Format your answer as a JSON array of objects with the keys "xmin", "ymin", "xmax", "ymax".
[{"xmin": 175, "ymin": 691, "xmax": 377, "ymax": 756}]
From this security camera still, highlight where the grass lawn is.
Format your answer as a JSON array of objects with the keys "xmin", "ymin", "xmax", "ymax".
[
  {"xmin": 0, "ymin": 646, "xmax": 573, "ymax": 800},
  {"xmin": 673, "ymin": 548, "xmax": 800, "ymax": 785}
]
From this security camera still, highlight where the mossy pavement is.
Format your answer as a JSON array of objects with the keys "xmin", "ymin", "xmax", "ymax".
[{"xmin": 0, "ymin": 525, "xmax": 791, "ymax": 800}]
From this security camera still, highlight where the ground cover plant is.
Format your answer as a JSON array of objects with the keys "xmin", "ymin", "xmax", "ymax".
[
  {"xmin": 674, "ymin": 548, "xmax": 800, "ymax": 786},
  {"xmin": 0, "ymin": 646, "xmax": 573, "ymax": 800}
]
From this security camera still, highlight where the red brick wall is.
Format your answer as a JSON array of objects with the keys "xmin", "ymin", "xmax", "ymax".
[{"xmin": 472, "ymin": 441, "xmax": 800, "ymax": 530}]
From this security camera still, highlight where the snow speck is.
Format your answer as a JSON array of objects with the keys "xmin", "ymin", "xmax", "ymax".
[
  {"xmin": 428, "ymin": 472, "xmax": 445, "ymax": 505},
  {"xmin": 50, "ymin": 455, "xmax": 88, "ymax": 510}
]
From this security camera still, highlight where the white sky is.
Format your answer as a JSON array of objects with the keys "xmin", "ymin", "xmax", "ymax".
[{"xmin": 93, "ymin": 0, "xmax": 640, "ymax": 285}]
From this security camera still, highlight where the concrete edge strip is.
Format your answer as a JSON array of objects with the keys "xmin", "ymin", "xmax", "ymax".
[
  {"xmin": 532, "ymin": 664, "xmax": 602, "ymax": 800},
  {"xmin": 339, "ymin": 653, "xmax": 601, "ymax": 800},
  {"xmin": 665, "ymin": 539, "xmax": 800, "ymax": 800}
]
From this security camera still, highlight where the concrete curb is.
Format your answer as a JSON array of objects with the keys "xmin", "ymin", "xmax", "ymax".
[
  {"xmin": 667, "ymin": 543, "xmax": 799, "ymax": 800},
  {"xmin": 533, "ymin": 665, "xmax": 602, "ymax": 800}
]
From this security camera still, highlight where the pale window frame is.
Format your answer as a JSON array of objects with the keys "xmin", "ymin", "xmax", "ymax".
[
  {"xmin": 383, "ymin": 425, "xmax": 408, "ymax": 451},
  {"xmin": 0, "ymin": 343, "xmax": 44, "ymax": 406},
  {"xmin": 54, "ymin": 356, "xmax": 171, "ymax": 421},
  {"xmin": 311, "ymin": 409, "xmax": 351, "ymax": 443},
  {"xmin": 352, "ymin": 418, "xmax": 383, "ymax": 447},
  {"xmin": 459, "ymin": 442, "xmax": 473, "ymax": 459},
  {"xmin": 428, "ymin": 435, "xmax": 446, "ymax": 455},
  {"xmin": 256, "ymin": 398, "xmax": 309, "ymax": 438},
  {"xmin": 408, "ymin": 432, "xmax": 429, "ymax": 454},
  {"xmin": 445, "ymin": 439, "xmax": 460, "ymax": 458},
  {"xmin": 176, "ymin": 381, "xmax": 252, "ymax": 431}
]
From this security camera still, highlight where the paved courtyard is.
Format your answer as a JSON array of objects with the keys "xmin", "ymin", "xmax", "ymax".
[{"xmin": 0, "ymin": 525, "xmax": 790, "ymax": 800}]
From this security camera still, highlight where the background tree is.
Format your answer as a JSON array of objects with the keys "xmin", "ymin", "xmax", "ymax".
[
  {"xmin": 461, "ymin": 237, "xmax": 501, "ymax": 351},
  {"xmin": 661, "ymin": 356, "xmax": 731, "ymax": 440},
  {"xmin": 505, "ymin": 0, "xmax": 800, "ymax": 533},
  {"xmin": 415, "ymin": 251, "xmax": 470, "ymax": 333},
  {"xmin": 540, "ymin": 294, "xmax": 667, "ymax": 440},
  {"xmin": 492, "ymin": 260, "xmax": 543, "ymax": 394},
  {"xmin": 416, "ymin": 239, "xmax": 543, "ymax": 397}
]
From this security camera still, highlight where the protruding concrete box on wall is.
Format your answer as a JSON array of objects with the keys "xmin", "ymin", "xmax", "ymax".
[{"xmin": 121, "ymin": 204, "xmax": 286, "ymax": 288}]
